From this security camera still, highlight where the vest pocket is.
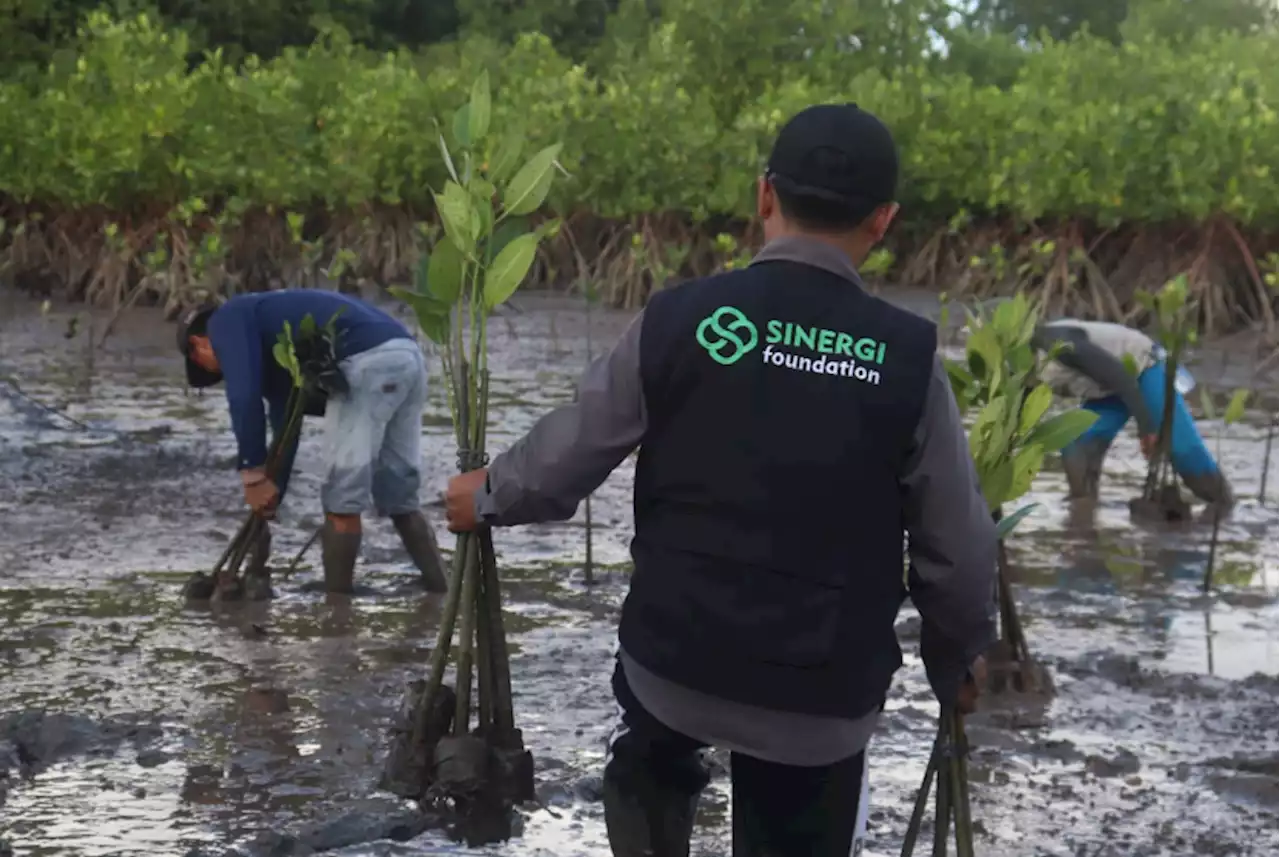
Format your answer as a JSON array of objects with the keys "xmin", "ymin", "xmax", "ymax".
[{"xmin": 631, "ymin": 548, "xmax": 844, "ymax": 670}]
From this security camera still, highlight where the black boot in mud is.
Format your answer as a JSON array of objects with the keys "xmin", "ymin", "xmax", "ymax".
[
  {"xmin": 1061, "ymin": 441, "xmax": 1107, "ymax": 500},
  {"xmin": 602, "ymin": 758, "xmax": 704, "ymax": 857},
  {"xmin": 392, "ymin": 511, "xmax": 449, "ymax": 592},
  {"xmin": 242, "ymin": 523, "xmax": 274, "ymax": 601},
  {"xmin": 322, "ymin": 522, "xmax": 361, "ymax": 594}
]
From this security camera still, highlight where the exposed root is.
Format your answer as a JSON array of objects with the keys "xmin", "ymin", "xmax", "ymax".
[{"xmin": 1, "ymin": 196, "xmax": 1274, "ymax": 342}]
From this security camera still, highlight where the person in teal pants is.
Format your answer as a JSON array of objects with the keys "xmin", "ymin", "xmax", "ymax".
[{"xmin": 1032, "ymin": 319, "xmax": 1233, "ymax": 507}]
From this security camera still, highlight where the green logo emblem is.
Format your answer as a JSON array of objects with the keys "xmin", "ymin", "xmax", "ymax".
[{"xmin": 696, "ymin": 305, "xmax": 759, "ymax": 365}]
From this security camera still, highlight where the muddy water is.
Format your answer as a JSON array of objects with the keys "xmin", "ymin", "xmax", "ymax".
[{"xmin": 0, "ymin": 288, "xmax": 1276, "ymax": 857}]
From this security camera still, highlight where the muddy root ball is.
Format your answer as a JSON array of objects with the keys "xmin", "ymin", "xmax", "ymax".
[
  {"xmin": 1129, "ymin": 486, "xmax": 1192, "ymax": 523},
  {"xmin": 241, "ymin": 572, "xmax": 274, "ymax": 602},
  {"xmin": 180, "ymin": 572, "xmax": 217, "ymax": 602}
]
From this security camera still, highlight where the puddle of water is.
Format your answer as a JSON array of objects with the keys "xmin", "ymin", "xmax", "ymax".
[{"xmin": 1, "ymin": 291, "xmax": 1276, "ymax": 857}]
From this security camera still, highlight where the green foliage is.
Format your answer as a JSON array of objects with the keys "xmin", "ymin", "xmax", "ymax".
[
  {"xmin": 0, "ymin": 10, "xmax": 1274, "ymax": 232},
  {"xmin": 389, "ymin": 70, "xmax": 563, "ymax": 444},
  {"xmin": 1199, "ymin": 387, "xmax": 1251, "ymax": 426},
  {"xmin": 947, "ymin": 294, "xmax": 1099, "ymax": 533}
]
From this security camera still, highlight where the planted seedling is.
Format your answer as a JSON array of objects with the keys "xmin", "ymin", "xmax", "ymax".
[
  {"xmin": 943, "ymin": 293, "xmax": 1098, "ymax": 695},
  {"xmin": 1198, "ymin": 387, "xmax": 1250, "ymax": 593},
  {"xmin": 1130, "ymin": 275, "xmax": 1197, "ymax": 523},
  {"xmin": 904, "ymin": 295, "xmax": 1096, "ymax": 856},
  {"xmin": 382, "ymin": 71, "xmax": 564, "ymax": 845}
]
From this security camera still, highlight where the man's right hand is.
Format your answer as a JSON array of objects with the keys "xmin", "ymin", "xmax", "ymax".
[
  {"xmin": 1140, "ymin": 434, "xmax": 1158, "ymax": 459},
  {"xmin": 956, "ymin": 656, "xmax": 986, "ymax": 714}
]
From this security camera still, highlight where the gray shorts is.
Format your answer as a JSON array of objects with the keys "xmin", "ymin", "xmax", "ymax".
[{"xmin": 320, "ymin": 339, "xmax": 428, "ymax": 516}]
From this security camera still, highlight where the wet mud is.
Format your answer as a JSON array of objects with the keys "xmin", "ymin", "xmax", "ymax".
[{"xmin": 1, "ymin": 288, "xmax": 1277, "ymax": 856}]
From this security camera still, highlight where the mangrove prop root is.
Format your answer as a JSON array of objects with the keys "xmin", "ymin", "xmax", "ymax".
[{"xmin": 901, "ymin": 709, "xmax": 976, "ymax": 857}]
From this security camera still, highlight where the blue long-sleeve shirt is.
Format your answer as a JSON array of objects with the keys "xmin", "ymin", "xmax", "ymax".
[{"xmin": 206, "ymin": 290, "xmax": 412, "ymax": 472}]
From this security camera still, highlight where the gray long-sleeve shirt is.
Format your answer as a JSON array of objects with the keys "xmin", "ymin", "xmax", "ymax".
[
  {"xmin": 1033, "ymin": 321, "xmax": 1157, "ymax": 435},
  {"xmin": 477, "ymin": 236, "xmax": 998, "ymax": 766}
]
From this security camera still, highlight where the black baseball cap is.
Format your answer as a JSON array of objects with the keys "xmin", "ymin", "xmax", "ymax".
[
  {"xmin": 765, "ymin": 103, "xmax": 899, "ymax": 221},
  {"xmin": 176, "ymin": 304, "xmax": 224, "ymax": 388}
]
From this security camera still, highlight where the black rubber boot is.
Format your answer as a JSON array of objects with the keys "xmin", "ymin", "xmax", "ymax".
[
  {"xmin": 1183, "ymin": 469, "xmax": 1235, "ymax": 510},
  {"xmin": 392, "ymin": 511, "xmax": 449, "ymax": 592},
  {"xmin": 1061, "ymin": 440, "xmax": 1108, "ymax": 500},
  {"xmin": 321, "ymin": 521, "xmax": 361, "ymax": 594},
  {"xmin": 602, "ymin": 749, "xmax": 705, "ymax": 857}
]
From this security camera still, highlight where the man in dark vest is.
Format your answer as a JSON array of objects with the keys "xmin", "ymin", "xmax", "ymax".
[{"xmin": 444, "ymin": 105, "xmax": 998, "ymax": 856}]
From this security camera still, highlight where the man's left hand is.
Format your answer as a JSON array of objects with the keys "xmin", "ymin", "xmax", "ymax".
[
  {"xmin": 446, "ymin": 468, "xmax": 488, "ymax": 532},
  {"xmin": 241, "ymin": 469, "xmax": 279, "ymax": 518}
]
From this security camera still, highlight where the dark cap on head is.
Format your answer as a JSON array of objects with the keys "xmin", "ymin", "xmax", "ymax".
[
  {"xmin": 175, "ymin": 304, "xmax": 223, "ymax": 388},
  {"xmin": 765, "ymin": 103, "xmax": 899, "ymax": 224}
]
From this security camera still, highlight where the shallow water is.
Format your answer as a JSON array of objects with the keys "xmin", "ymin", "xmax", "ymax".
[{"xmin": 0, "ymin": 289, "xmax": 1277, "ymax": 857}]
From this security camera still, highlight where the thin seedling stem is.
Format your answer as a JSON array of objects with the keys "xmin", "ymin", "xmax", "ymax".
[
  {"xmin": 583, "ymin": 278, "xmax": 596, "ymax": 586},
  {"xmin": 1261, "ymin": 419, "xmax": 1275, "ymax": 504},
  {"xmin": 411, "ymin": 532, "xmax": 470, "ymax": 748},
  {"xmin": 284, "ymin": 526, "xmax": 322, "ymax": 577},
  {"xmin": 480, "ymin": 528, "xmax": 515, "ymax": 733}
]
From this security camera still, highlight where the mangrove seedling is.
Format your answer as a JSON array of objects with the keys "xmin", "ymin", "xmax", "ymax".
[
  {"xmin": 580, "ymin": 273, "xmax": 599, "ymax": 586},
  {"xmin": 944, "ymin": 293, "xmax": 1099, "ymax": 694},
  {"xmin": 900, "ymin": 707, "xmax": 975, "ymax": 857},
  {"xmin": 1131, "ymin": 275, "xmax": 1198, "ymax": 523},
  {"xmin": 381, "ymin": 70, "xmax": 563, "ymax": 846},
  {"xmin": 1198, "ymin": 387, "xmax": 1250, "ymax": 593},
  {"xmin": 182, "ymin": 310, "xmax": 343, "ymax": 604},
  {"xmin": 902, "ymin": 295, "xmax": 1097, "ymax": 856}
]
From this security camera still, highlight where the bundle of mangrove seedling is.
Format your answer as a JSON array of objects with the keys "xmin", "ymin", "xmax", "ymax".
[
  {"xmin": 379, "ymin": 72, "xmax": 564, "ymax": 843},
  {"xmin": 182, "ymin": 311, "xmax": 343, "ymax": 604},
  {"xmin": 901, "ymin": 707, "xmax": 975, "ymax": 857}
]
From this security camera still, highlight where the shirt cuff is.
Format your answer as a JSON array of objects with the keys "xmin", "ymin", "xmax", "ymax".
[{"xmin": 474, "ymin": 476, "xmax": 500, "ymax": 524}]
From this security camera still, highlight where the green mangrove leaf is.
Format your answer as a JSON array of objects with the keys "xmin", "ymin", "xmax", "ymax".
[
  {"xmin": 483, "ymin": 232, "xmax": 538, "ymax": 309},
  {"xmin": 272, "ymin": 342, "xmax": 290, "ymax": 373},
  {"xmin": 534, "ymin": 217, "xmax": 563, "ymax": 242},
  {"xmin": 299, "ymin": 313, "xmax": 316, "ymax": 338},
  {"xmin": 967, "ymin": 325, "xmax": 1002, "ymax": 383},
  {"xmin": 1019, "ymin": 383, "xmax": 1053, "ymax": 436},
  {"xmin": 389, "ymin": 286, "xmax": 451, "ymax": 345},
  {"xmin": 503, "ymin": 143, "xmax": 562, "ymax": 216},
  {"xmin": 1007, "ymin": 443, "xmax": 1045, "ymax": 502},
  {"xmin": 425, "ymin": 239, "xmax": 465, "ymax": 304},
  {"xmin": 452, "ymin": 104, "xmax": 471, "ymax": 149},
  {"xmin": 1224, "ymin": 389, "xmax": 1250, "ymax": 425},
  {"xmin": 435, "ymin": 183, "xmax": 476, "ymax": 254},
  {"xmin": 995, "ymin": 503, "xmax": 1039, "ymax": 540},
  {"xmin": 468, "ymin": 71, "xmax": 491, "ymax": 145},
  {"xmin": 485, "ymin": 217, "xmax": 529, "ymax": 266},
  {"xmin": 437, "ymin": 132, "xmax": 459, "ymax": 184},
  {"xmin": 1121, "ymin": 353, "xmax": 1140, "ymax": 377},
  {"xmin": 487, "ymin": 127, "xmax": 524, "ymax": 183},
  {"xmin": 979, "ymin": 459, "xmax": 1014, "ymax": 512},
  {"xmin": 1023, "ymin": 408, "xmax": 1099, "ymax": 453},
  {"xmin": 1199, "ymin": 387, "xmax": 1217, "ymax": 421}
]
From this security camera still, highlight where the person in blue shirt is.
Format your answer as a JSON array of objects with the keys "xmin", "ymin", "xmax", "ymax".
[{"xmin": 176, "ymin": 289, "xmax": 449, "ymax": 594}]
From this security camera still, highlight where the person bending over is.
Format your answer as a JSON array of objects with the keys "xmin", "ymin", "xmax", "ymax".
[
  {"xmin": 177, "ymin": 289, "xmax": 448, "ymax": 594},
  {"xmin": 1033, "ymin": 319, "xmax": 1232, "ymax": 507}
]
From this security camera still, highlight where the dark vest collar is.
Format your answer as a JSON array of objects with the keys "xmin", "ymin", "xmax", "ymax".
[{"xmin": 749, "ymin": 236, "xmax": 866, "ymax": 288}]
